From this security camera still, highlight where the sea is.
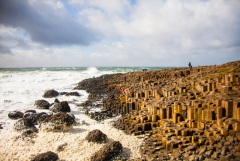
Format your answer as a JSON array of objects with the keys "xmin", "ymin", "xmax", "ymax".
[{"xmin": 0, "ymin": 66, "xmax": 175, "ymax": 161}]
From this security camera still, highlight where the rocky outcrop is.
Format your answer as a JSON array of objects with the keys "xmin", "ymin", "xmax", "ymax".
[
  {"xmin": 35, "ymin": 100, "xmax": 50, "ymax": 109},
  {"xmin": 50, "ymin": 101, "xmax": 71, "ymax": 113},
  {"xmin": 85, "ymin": 129, "xmax": 108, "ymax": 143},
  {"xmin": 31, "ymin": 151, "xmax": 59, "ymax": 161},
  {"xmin": 39, "ymin": 112, "xmax": 76, "ymax": 132},
  {"xmin": 8, "ymin": 111, "xmax": 24, "ymax": 119},
  {"xmin": 74, "ymin": 60, "xmax": 240, "ymax": 160},
  {"xmin": 90, "ymin": 141, "xmax": 122, "ymax": 161},
  {"xmin": 42, "ymin": 90, "xmax": 59, "ymax": 98}
]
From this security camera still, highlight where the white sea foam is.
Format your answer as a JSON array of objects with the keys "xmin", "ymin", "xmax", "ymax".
[{"xmin": 0, "ymin": 69, "xmax": 143, "ymax": 160}]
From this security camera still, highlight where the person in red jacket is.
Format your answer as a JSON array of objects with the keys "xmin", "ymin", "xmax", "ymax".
[{"xmin": 188, "ymin": 62, "xmax": 192, "ymax": 69}]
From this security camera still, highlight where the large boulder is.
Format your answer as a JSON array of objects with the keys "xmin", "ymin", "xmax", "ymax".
[
  {"xmin": 31, "ymin": 151, "xmax": 59, "ymax": 161},
  {"xmin": 39, "ymin": 112, "xmax": 76, "ymax": 132},
  {"xmin": 8, "ymin": 111, "xmax": 24, "ymax": 119},
  {"xmin": 85, "ymin": 129, "xmax": 108, "ymax": 143},
  {"xmin": 13, "ymin": 117, "xmax": 38, "ymax": 133},
  {"xmin": 50, "ymin": 101, "xmax": 71, "ymax": 113},
  {"xmin": 42, "ymin": 90, "xmax": 59, "ymax": 98},
  {"xmin": 35, "ymin": 100, "xmax": 50, "ymax": 109},
  {"xmin": 90, "ymin": 141, "xmax": 122, "ymax": 161}
]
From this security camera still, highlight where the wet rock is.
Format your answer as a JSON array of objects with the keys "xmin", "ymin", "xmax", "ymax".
[
  {"xmin": 54, "ymin": 98, "xmax": 60, "ymax": 103},
  {"xmin": 85, "ymin": 129, "xmax": 108, "ymax": 143},
  {"xmin": 50, "ymin": 101, "xmax": 71, "ymax": 113},
  {"xmin": 13, "ymin": 117, "xmax": 38, "ymax": 132},
  {"xmin": 39, "ymin": 112, "xmax": 76, "ymax": 132},
  {"xmin": 42, "ymin": 90, "xmax": 59, "ymax": 98},
  {"xmin": 90, "ymin": 141, "xmax": 122, "ymax": 161},
  {"xmin": 65, "ymin": 92, "xmax": 80, "ymax": 96},
  {"xmin": 35, "ymin": 100, "xmax": 50, "ymax": 109},
  {"xmin": 8, "ymin": 111, "xmax": 24, "ymax": 119},
  {"xmin": 22, "ymin": 129, "xmax": 37, "ymax": 138},
  {"xmin": 31, "ymin": 151, "xmax": 59, "ymax": 161}
]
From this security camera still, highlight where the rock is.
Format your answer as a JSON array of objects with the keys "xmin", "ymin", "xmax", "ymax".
[
  {"xmin": 24, "ymin": 110, "xmax": 37, "ymax": 118},
  {"xmin": 42, "ymin": 90, "xmax": 59, "ymax": 98},
  {"xmin": 90, "ymin": 141, "xmax": 122, "ymax": 161},
  {"xmin": 13, "ymin": 117, "xmax": 38, "ymax": 132},
  {"xmin": 187, "ymin": 146, "xmax": 196, "ymax": 151},
  {"xmin": 221, "ymin": 146, "xmax": 227, "ymax": 156},
  {"xmin": 211, "ymin": 152, "xmax": 220, "ymax": 159},
  {"xmin": 65, "ymin": 92, "xmax": 80, "ymax": 96},
  {"xmin": 31, "ymin": 151, "xmax": 59, "ymax": 161},
  {"xmin": 226, "ymin": 136, "xmax": 234, "ymax": 143},
  {"xmin": 35, "ymin": 100, "xmax": 50, "ymax": 109},
  {"xmin": 54, "ymin": 98, "xmax": 60, "ymax": 103},
  {"xmin": 50, "ymin": 101, "xmax": 71, "ymax": 113},
  {"xmin": 188, "ymin": 154, "xmax": 196, "ymax": 161},
  {"xmin": 0, "ymin": 124, "xmax": 3, "ymax": 129},
  {"xmin": 55, "ymin": 143, "xmax": 67, "ymax": 152},
  {"xmin": 22, "ymin": 129, "xmax": 37, "ymax": 137},
  {"xmin": 173, "ymin": 150, "xmax": 181, "ymax": 158},
  {"xmin": 185, "ymin": 151, "xmax": 193, "ymax": 158},
  {"xmin": 199, "ymin": 147, "xmax": 207, "ymax": 155},
  {"xmin": 85, "ymin": 129, "xmax": 108, "ymax": 143},
  {"xmin": 8, "ymin": 111, "xmax": 24, "ymax": 119},
  {"xmin": 59, "ymin": 92, "xmax": 67, "ymax": 95},
  {"xmin": 39, "ymin": 112, "xmax": 76, "ymax": 132},
  {"xmin": 25, "ymin": 110, "xmax": 36, "ymax": 113},
  {"xmin": 205, "ymin": 150, "xmax": 213, "ymax": 158}
]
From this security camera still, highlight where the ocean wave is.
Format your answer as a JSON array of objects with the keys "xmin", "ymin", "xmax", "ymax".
[{"xmin": 82, "ymin": 67, "xmax": 100, "ymax": 74}]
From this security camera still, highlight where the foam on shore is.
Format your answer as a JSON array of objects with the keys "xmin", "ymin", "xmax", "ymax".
[{"xmin": 0, "ymin": 115, "xmax": 143, "ymax": 161}]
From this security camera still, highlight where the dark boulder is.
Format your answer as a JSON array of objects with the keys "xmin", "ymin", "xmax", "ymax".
[
  {"xmin": 24, "ymin": 110, "xmax": 37, "ymax": 118},
  {"xmin": 50, "ymin": 101, "xmax": 71, "ymax": 113},
  {"xmin": 85, "ymin": 129, "xmax": 108, "ymax": 143},
  {"xmin": 39, "ymin": 112, "xmax": 76, "ymax": 132},
  {"xmin": 42, "ymin": 90, "xmax": 59, "ymax": 98},
  {"xmin": 90, "ymin": 141, "xmax": 122, "ymax": 161},
  {"xmin": 8, "ymin": 111, "xmax": 24, "ymax": 119},
  {"xmin": 35, "ymin": 100, "xmax": 50, "ymax": 109},
  {"xmin": 54, "ymin": 98, "xmax": 60, "ymax": 103},
  {"xmin": 13, "ymin": 117, "xmax": 38, "ymax": 132},
  {"xmin": 31, "ymin": 151, "xmax": 59, "ymax": 161},
  {"xmin": 65, "ymin": 92, "xmax": 80, "ymax": 96}
]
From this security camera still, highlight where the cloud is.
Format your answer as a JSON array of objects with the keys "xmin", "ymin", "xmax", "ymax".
[
  {"xmin": 0, "ymin": 43, "xmax": 12, "ymax": 54},
  {"xmin": 0, "ymin": 0, "xmax": 99, "ymax": 46},
  {"xmin": 0, "ymin": 35, "xmax": 30, "ymax": 50}
]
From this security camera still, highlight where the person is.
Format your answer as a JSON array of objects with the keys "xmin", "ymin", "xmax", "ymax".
[
  {"xmin": 124, "ymin": 76, "xmax": 126, "ymax": 83},
  {"xmin": 103, "ymin": 75, "xmax": 105, "ymax": 81},
  {"xmin": 138, "ymin": 75, "xmax": 140, "ymax": 81},
  {"xmin": 93, "ymin": 76, "xmax": 95, "ymax": 80},
  {"xmin": 121, "ymin": 89, "xmax": 124, "ymax": 94},
  {"xmin": 188, "ymin": 62, "xmax": 192, "ymax": 70}
]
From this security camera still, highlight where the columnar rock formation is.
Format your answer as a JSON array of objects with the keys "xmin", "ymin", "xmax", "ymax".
[{"xmin": 75, "ymin": 61, "xmax": 240, "ymax": 160}]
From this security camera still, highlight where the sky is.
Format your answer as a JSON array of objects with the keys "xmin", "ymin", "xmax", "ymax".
[{"xmin": 0, "ymin": 0, "xmax": 239, "ymax": 67}]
